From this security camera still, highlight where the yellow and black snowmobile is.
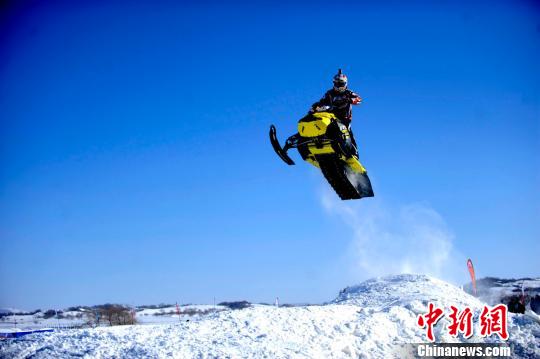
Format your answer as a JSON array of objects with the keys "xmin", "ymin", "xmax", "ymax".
[{"xmin": 270, "ymin": 107, "xmax": 374, "ymax": 200}]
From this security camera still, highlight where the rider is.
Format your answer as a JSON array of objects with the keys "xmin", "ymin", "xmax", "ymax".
[{"xmin": 310, "ymin": 69, "xmax": 362, "ymax": 148}]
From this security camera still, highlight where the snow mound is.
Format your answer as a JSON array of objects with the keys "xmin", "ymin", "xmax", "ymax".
[
  {"xmin": 335, "ymin": 274, "xmax": 484, "ymax": 310},
  {"xmin": 1, "ymin": 274, "xmax": 539, "ymax": 358}
]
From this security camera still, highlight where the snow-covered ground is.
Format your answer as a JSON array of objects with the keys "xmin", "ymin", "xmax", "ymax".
[
  {"xmin": 1, "ymin": 275, "xmax": 539, "ymax": 358},
  {"xmin": 0, "ymin": 305, "xmax": 228, "ymax": 331},
  {"xmin": 0, "ymin": 310, "xmax": 86, "ymax": 331},
  {"xmin": 135, "ymin": 304, "xmax": 227, "ymax": 325}
]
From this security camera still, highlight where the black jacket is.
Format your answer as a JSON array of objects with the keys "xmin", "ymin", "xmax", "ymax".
[{"xmin": 311, "ymin": 89, "xmax": 361, "ymax": 125}]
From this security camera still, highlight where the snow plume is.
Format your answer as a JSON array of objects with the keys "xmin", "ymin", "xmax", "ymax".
[{"xmin": 321, "ymin": 192, "xmax": 465, "ymax": 284}]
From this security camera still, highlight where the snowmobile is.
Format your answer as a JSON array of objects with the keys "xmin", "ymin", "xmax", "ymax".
[{"xmin": 270, "ymin": 106, "xmax": 374, "ymax": 200}]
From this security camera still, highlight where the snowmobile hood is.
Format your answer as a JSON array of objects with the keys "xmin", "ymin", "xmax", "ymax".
[{"xmin": 298, "ymin": 112, "xmax": 337, "ymax": 137}]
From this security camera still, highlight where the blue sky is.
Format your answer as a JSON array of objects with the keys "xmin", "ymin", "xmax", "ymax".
[{"xmin": 1, "ymin": 1, "xmax": 538, "ymax": 309}]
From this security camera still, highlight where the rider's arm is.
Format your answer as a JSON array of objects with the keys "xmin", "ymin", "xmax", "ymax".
[
  {"xmin": 310, "ymin": 91, "xmax": 332, "ymax": 112},
  {"xmin": 350, "ymin": 91, "xmax": 362, "ymax": 105},
  {"xmin": 349, "ymin": 91, "xmax": 362, "ymax": 105}
]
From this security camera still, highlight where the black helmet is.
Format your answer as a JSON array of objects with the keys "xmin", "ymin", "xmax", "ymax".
[{"xmin": 333, "ymin": 69, "xmax": 348, "ymax": 92}]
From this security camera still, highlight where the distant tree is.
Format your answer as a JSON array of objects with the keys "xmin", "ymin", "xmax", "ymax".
[
  {"xmin": 67, "ymin": 306, "xmax": 91, "ymax": 312},
  {"xmin": 43, "ymin": 310, "xmax": 58, "ymax": 319},
  {"xmin": 137, "ymin": 303, "xmax": 173, "ymax": 310},
  {"xmin": 93, "ymin": 304, "xmax": 135, "ymax": 326},
  {"xmin": 218, "ymin": 301, "xmax": 252, "ymax": 310},
  {"xmin": 84, "ymin": 309, "xmax": 101, "ymax": 328}
]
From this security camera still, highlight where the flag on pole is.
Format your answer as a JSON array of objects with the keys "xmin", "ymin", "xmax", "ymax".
[{"xmin": 467, "ymin": 258, "xmax": 477, "ymax": 296}]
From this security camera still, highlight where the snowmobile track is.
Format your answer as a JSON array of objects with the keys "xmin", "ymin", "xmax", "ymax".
[{"xmin": 318, "ymin": 155, "xmax": 361, "ymax": 200}]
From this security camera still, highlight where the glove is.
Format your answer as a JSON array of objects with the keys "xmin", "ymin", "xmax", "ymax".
[
  {"xmin": 351, "ymin": 96, "xmax": 362, "ymax": 105},
  {"xmin": 316, "ymin": 105, "xmax": 330, "ymax": 112}
]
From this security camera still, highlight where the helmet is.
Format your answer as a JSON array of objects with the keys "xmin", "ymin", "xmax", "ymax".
[{"xmin": 333, "ymin": 69, "xmax": 348, "ymax": 92}]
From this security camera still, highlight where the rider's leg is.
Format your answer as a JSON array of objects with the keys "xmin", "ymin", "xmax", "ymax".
[{"xmin": 348, "ymin": 126, "xmax": 358, "ymax": 149}]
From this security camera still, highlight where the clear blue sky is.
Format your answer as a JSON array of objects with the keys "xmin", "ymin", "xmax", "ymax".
[{"xmin": 1, "ymin": 1, "xmax": 538, "ymax": 310}]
